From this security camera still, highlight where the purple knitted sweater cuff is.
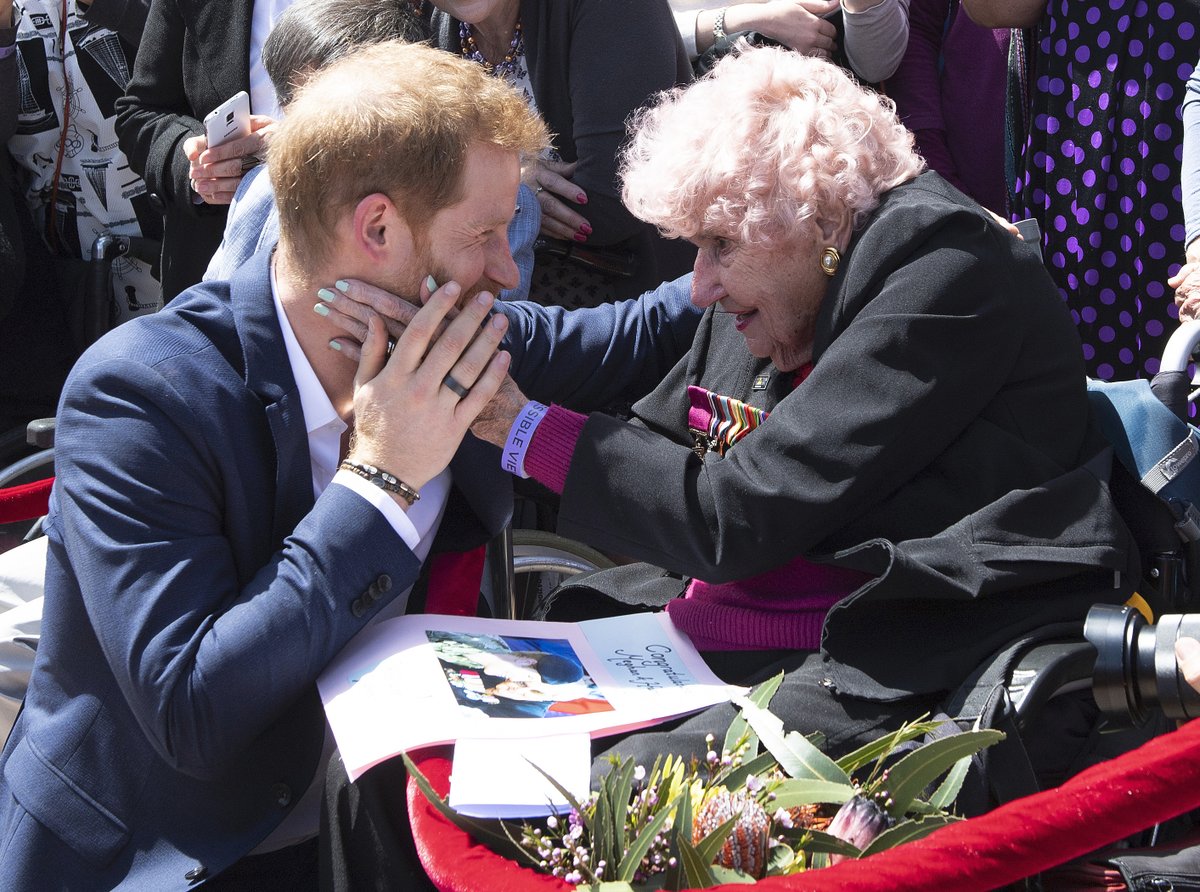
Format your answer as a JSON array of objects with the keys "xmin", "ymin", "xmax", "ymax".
[{"xmin": 524, "ymin": 406, "xmax": 587, "ymax": 495}]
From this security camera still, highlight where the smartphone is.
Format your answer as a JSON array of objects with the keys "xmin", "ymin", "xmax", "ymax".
[{"xmin": 203, "ymin": 91, "xmax": 251, "ymax": 149}]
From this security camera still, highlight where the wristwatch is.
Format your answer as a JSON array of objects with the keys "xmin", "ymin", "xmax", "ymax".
[{"xmin": 713, "ymin": 7, "xmax": 728, "ymax": 43}]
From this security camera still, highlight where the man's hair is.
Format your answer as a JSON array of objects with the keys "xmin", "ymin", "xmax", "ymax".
[
  {"xmin": 268, "ymin": 40, "xmax": 549, "ymax": 271},
  {"xmin": 262, "ymin": 0, "xmax": 429, "ymax": 107}
]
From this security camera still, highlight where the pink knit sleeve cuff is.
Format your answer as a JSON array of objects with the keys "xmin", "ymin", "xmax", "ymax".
[{"xmin": 524, "ymin": 406, "xmax": 587, "ymax": 495}]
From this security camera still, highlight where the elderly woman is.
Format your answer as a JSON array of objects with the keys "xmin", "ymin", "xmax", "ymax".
[
  {"xmin": 321, "ymin": 49, "xmax": 1135, "ymax": 869},
  {"xmin": 473, "ymin": 45, "xmax": 1133, "ymax": 715}
]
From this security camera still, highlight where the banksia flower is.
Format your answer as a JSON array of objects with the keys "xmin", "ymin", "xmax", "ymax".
[
  {"xmin": 692, "ymin": 789, "xmax": 771, "ymax": 877},
  {"xmin": 825, "ymin": 794, "xmax": 895, "ymax": 864}
]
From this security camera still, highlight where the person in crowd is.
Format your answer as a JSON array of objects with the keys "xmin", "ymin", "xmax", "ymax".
[
  {"xmin": 4, "ymin": 0, "xmax": 160, "ymax": 316},
  {"xmin": 420, "ymin": 0, "xmax": 696, "ymax": 307},
  {"xmin": 0, "ymin": 0, "xmax": 158, "ymax": 432},
  {"xmin": 964, "ymin": 0, "xmax": 1200, "ymax": 382},
  {"xmin": 671, "ymin": 0, "xmax": 911, "ymax": 84},
  {"xmin": 113, "ymin": 0, "xmax": 287, "ymax": 300},
  {"xmin": 886, "ymin": 0, "xmax": 1010, "ymax": 215},
  {"xmin": 0, "ymin": 41, "xmax": 548, "ymax": 890},
  {"xmin": 319, "ymin": 51, "xmax": 1137, "ymax": 879},
  {"xmin": 203, "ymin": 0, "xmax": 538, "ymax": 301},
  {"xmin": 1172, "ymin": 58, "xmax": 1200, "ymax": 321}
]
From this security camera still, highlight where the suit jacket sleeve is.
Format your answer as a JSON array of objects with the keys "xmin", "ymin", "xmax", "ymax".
[
  {"xmin": 499, "ymin": 274, "xmax": 702, "ymax": 409},
  {"xmin": 554, "ymin": 214, "xmax": 1046, "ymax": 582},
  {"xmin": 50, "ymin": 354, "xmax": 422, "ymax": 780}
]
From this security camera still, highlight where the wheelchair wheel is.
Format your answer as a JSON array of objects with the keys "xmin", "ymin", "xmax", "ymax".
[{"xmin": 509, "ymin": 529, "xmax": 616, "ymax": 620}]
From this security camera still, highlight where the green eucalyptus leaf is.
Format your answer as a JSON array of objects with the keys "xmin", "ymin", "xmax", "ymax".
[
  {"xmin": 527, "ymin": 759, "xmax": 589, "ymax": 821},
  {"xmin": 834, "ymin": 720, "xmax": 944, "ymax": 775},
  {"xmin": 883, "ymin": 729, "xmax": 1004, "ymax": 817},
  {"xmin": 927, "ymin": 752, "xmax": 972, "ymax": 810},
  {"xmin": 724, "ymin": 672, "xmax": 784, "ymax": 754},
  {"xmin": 593, "ymin": 884, "xmax": 639, "ymax": 892},
  {"xmin": 809, "ymin": 851, "xmax": 831, "ymax": 870},
  {"xmin": 709, "ymin": 866, "xmax": 758, "ymax": 884},
  {"xmin": 662, "ymin": 783, "xmax": 693, "ymax": 891},
  {"xmin": 615, "ymin": 800, "xmax": 674, "ymax": 884},
  {"xmin": 793, "ymin": 828, "xmax": 863, "ymax": 859},
  {"xmin": 859, "ymin": 814, "xmax": 959, "ymax": 856},
  {"xmin": 610, "ymin": 759, "xmax": 638, "ymax": 857},
  {"xmin": 736, "ymin": 697, "xmax": 850, "ymax": 785},
  {"xmin": 401, "ymin": 754, "xmax": 535, "ymax": 866},
  {"xmin": 678, "ymin": 836, "xmax": 720, "ymax": 889},
  {"xmin": 594, "ymin": 780, "xmax": 616, "ymax": 872},
  {"xmin": 768, "ymin": 778, "xmax": 856, "ymax": 810},
  {"xmin": 721, "ymin": 751, "xmax": 778, "ymax": 793},
  {"xmin": 765, "ymin": 840, "xmax": 796, "ymax": 875}
]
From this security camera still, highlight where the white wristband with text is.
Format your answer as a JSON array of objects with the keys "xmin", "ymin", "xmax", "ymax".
[{"xmin": 502, "ymin": 401, "xmax": 549, "ymax": 478}]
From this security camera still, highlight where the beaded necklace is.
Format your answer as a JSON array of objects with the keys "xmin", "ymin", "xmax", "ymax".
[{"xmin": 458, "ymin": 19, "xmax": 526, "ymax": 81}]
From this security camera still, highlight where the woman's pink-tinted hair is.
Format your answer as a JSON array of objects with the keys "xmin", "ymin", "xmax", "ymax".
[{"xmin": 620, "ymin": 47, "xmax": 924, "ymax": 246}]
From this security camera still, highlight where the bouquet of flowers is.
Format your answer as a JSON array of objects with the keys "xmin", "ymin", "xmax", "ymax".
[{"xmin": 406, "ymin": 674, "xmax": 1002, "ymax": 890}]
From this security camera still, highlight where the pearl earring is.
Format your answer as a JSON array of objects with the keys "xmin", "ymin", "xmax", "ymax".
[{"xmin": 820, "ymin": 247, "xmax": 840, "ymax": 277}]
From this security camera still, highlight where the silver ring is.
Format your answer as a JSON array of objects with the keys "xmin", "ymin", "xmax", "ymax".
[
  {"xmin": 442, "ymin": 374, "xmax": 470, "ymax": 399},
  {"xmin": 534, "ymin": 186, "xmax": 545, "ymax": 195},
  {"xmin": 386, "ymin": 337, "xmax": 396, "ymax": 356}
]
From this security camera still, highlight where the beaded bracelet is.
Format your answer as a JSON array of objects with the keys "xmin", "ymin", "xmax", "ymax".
[{"xmin": 339, "ymin": 459, "xmax": 420, "ymax": 506}]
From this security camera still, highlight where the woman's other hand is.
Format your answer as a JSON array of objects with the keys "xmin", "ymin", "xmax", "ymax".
[
  {"xmin": 183, "ymin": 115, "xmax": 277, "ymax": 205},
  {"xmin": 696, "ymin": 1, "xmax": 840, "ymax": 59},
  {"xmin": 529, "ymin": 158, "xmax": 592, "ymax": 243},
  {"xmin": 1170, "ymin": 242, "xmax": 1200, "ymax": 321}
]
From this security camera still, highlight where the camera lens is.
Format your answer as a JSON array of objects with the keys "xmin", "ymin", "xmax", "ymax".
[{"xmin": 1085, "ymin": 604, "xmax": 1200, "ymax": 724}]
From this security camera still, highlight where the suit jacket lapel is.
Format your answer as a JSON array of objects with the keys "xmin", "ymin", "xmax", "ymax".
[{"xmin": 228, "ymin": 246, "xmax": 314, "ymax": 546}]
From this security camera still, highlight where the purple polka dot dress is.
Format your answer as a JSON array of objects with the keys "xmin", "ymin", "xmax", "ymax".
[{"xmin": 1012, "ymin": 0, "xmax": 1200, "ymax": 380}]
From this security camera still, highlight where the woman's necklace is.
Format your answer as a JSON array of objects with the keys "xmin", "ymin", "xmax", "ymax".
[{"xmin": 458, "ymin": 19, "xmax": 526, "ymax": 81}]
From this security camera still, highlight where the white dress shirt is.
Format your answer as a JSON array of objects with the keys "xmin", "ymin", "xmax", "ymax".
[{"xmin": 252, "ymin": 264, "xmax": 452, "ymax": 853}]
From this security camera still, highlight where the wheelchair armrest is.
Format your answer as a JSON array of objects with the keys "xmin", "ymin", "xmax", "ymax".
[
  {"xmin": 1008, "ymin": 640, "xmax": 1097, "ymax": 732},
  {"xmin": 25, "ymin": 419, "xmax": 54, "ymax": 449}
]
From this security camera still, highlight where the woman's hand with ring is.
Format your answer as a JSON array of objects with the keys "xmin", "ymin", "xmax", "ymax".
[
  {"xmin": 529, "ymin": 158, "xmax": 592, "ymax": 242},
  {"xmin": 183, "ymin": 114, "xmax": 276, "ymax": 204}
]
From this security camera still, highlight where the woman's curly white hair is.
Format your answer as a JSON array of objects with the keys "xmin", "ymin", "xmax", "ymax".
[{"xmin": 620, "ymin": 46, "xmax": 924, "ymax": 247}]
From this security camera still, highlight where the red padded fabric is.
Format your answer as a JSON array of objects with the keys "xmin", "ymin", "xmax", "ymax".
[
  {"xmin": 0, "ymin": 477, "xmax": 52, "ymax": 524},
  {"xmin": 408, "ymin": 718, "xmax": 1200, "ymax": 892}
]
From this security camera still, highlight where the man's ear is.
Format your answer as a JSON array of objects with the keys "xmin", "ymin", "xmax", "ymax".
[{"xmin": 351, "ymin": 192, "xmax": 414, "ymax": 263}]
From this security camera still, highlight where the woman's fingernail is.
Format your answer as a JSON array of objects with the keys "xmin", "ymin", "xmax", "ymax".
[
  {"xmin": 317, "ymin": 288, "xmax": 337, "ymax": 302},
  {"xmin": 576, "ymin": 193, "xmax": 587, "ymax": 204},
  {"xmin": 329, "ymin": 339, "xmax": 342, "ymax": 351},
  {"xmin": 425, "ymin": 274, "xmax": 438, "ymax": 293},
  {"xmin": 579, "ymin": 222, "xmax": 593, "ymax": 235},
  {"xmin": 335, "ymin": 280, "xmax": 351, "ymax": 293},
  {"xmin": 313, "ymin": 303, "xmax": 330, "ymax": 317},
  {"xmin": 573, "ymin": 231, "xmax": 588, "ymax": 243}
]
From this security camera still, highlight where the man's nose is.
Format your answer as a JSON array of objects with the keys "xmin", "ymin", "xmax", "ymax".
[{"xmin": 487, "ymin": 235, "xmax": 520, "ymax": 292}]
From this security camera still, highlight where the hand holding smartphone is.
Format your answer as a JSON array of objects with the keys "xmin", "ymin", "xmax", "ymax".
[{"xmin": 203, "ymin": 91, "xmax": 251, "ymax": 149}]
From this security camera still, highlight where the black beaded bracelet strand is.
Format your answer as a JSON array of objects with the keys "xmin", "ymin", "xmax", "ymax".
[{"xmin": 339, "ymin": 459, "xmax": 421, "ymax": 506}]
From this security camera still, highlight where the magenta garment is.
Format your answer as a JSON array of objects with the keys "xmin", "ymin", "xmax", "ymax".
[
  {"xmin": 524, "ymin": 404, "xmax": 872, "ymax": 650},
  {"xmin": 887, "ymin": 0, "xmax": 1010, "ymax": 214}
]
